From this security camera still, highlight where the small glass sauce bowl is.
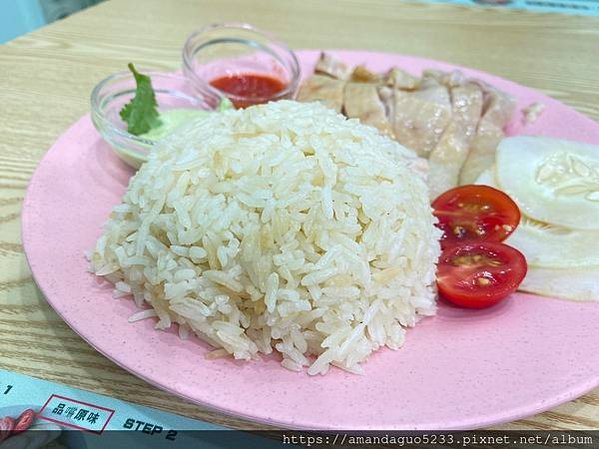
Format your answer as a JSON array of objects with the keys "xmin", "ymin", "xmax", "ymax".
[
  {"xmin": 91, "ymin": 70, "xmax": 223, "ymax": 169},
  {"xmin": 182, "ymin": 23, "xmax": 301, "ymax": 108}
]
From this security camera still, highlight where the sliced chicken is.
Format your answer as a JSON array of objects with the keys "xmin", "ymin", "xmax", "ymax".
[
  {"xmin": 314, "ymin": 52, "xmax": 352, "ymax": 80},
  {"xmin": 389, "ymin": 83, "xmax": 453, "ymax": 157},
  {"xmin": 459, "ymin": 124, "xmax": 504, "ymax": 185},
  {"xmin": 428, "ymin": 83, "xmax": 484, "ymax": 198},
  {"xmin": 343, "ymin": 82, "xmax": 393, "ymax": 136},
  {"xmin": 459, "ymin": 85, "xmax": 516, "ymax": 184},
  {"xmin": 379, "ymin": 86, "xmax": 397, "ymax": 120},
  {"xmin": 296, "ymin": 75, "xmax": 346, "ymax": 113},
  {"xmin": 422, "ymin": 69, "xmax": 467, "ymax": 89},
  {"xmin": 385, "ymin": 67, "xmax": 420, "ymax": 90},
  {"xmin": 478, "ymin": 82, "xmax": 517, "ymax": 126},
  {"xmin": 351, "ymin": 65, "xmax": 383, "ymax": 83},
  {"xmin": 296, "ymin": 56, "xmax": 517, "ymax": 184}
]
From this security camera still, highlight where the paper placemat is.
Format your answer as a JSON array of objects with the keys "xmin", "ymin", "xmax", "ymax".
[{"xmin": 0, "ymin": 369, "xmax": 280, "ymax": 448}]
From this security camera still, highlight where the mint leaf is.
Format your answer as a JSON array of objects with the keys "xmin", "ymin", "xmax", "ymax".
[{"xmin": 120, "ymin": 63, "xmax": 162, "ymax": 136}]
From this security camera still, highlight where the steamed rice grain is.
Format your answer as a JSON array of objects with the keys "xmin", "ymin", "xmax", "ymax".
[{"xmin": 90, "ymin": 100, "xmax": 441, "ymax": 375}]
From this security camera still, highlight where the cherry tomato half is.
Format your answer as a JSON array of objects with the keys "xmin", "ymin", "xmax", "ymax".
[
  {"xmin": 432, "ymin": 185, "xmax": 520, "ymax": 249},
  {"xmin": 437, "ymin": 241, "xmax": 527, "ymax": 309}
]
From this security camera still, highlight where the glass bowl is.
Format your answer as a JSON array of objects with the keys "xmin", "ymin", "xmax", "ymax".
[
  {"xmin": 182, "ymin": 23, "xmax": 301, "ymax": 108},
  {"xmin": 91, "ymin": 70, "xmax": 224, "ymax": 169}
]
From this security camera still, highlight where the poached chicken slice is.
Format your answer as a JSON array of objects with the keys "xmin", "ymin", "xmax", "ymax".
[
  {"xmin": 421, "ymin": 69, "xmax": 467, "ymax": 89},
  {"xmin": 297, "ymin": 74, "xmax": 346, "ymax": 113},
  {"xmin": 428, "ymin": 83, "xmax": 484, "ymax": 198},
  {"xmin": 314, "ymin": 52, "xmax": 352, "ymax": 80},
  {"xmin": 350, "ymin": 65, "xmax": 383, "ymax": 83},
  {"xmin": 344, "ymin": 82, "xmax": 393, "ymax": 136},
  {"xmin": 459, "ymin": 84, "xmax": 516, "ymax": 184},
  {"xmin": 385, "ymin": 67, "xmax": 420, "ymax": 90},
  {"xmin": 390, "ymin": 82, "xmax": 453, "ymax": 157}
]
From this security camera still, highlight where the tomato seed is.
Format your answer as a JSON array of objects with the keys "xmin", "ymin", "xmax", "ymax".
[
  {"xmin": 453, "ymin": 225, "xmax": 466, "ymax": 237},
  {"xmin": 452, "ymin": 254, "xmax": 502, "ymax": 267},
  {"xmin": 477, "ymin": 277, "xmax": 491, "ymax": 286}
]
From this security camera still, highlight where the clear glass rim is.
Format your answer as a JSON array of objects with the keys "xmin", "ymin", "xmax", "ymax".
[{"xmin": 182, "ymin": 22, "xmax": 301, "ymax": 104}]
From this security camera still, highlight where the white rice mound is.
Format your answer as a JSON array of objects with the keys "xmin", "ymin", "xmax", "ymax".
[{"xmin": 90, "ymin": 100, "xmax": 441, "ymax": 375}]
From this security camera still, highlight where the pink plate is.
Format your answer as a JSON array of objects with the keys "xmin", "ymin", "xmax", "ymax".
[{"xmin": 22, "ymin": 50, "xmax": 599, "ymax": 430}]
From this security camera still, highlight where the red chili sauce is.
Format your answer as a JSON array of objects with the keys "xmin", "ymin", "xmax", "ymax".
[{"xmin": 210, "ymin": 73, "xmax": 287, "ymax": 108}]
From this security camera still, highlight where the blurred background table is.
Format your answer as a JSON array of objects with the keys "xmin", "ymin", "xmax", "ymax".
[{"xmin": 1, "ymin": 0, "xmax": 598, "ymax": 430}]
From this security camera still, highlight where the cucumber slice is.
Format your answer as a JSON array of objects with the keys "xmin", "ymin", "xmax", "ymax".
[
  {"xmin": 496, "ymin": 136, "xmax": 599, "ymax": 230},
  {"xmin": 507, "ymin": 218, "xmax": 599, "ymax": 269},
  {"xmin": 475, "ymin": 167, "xmax": 599, "ymax": 268},
  {"xmin": 519, "ymin": 266, "xmax": 599, "ymax": 302}
]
